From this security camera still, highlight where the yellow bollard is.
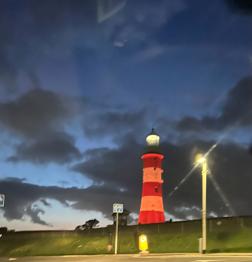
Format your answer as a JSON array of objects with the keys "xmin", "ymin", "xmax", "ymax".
[{"xmin": 139, "ymin": 234, "xmax": 149, "ymax": 254}]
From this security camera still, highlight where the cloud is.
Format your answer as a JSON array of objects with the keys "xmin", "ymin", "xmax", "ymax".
[
  {"xmin": 0, "ymin": 177, "xmax": 136, "ymax": 226},
  {"xmin": 82, "ymin": 109, "xmax": 148, "ymax": 140},
  {"xmin": 73, "ymin": 135, "xmax": 252, "ymax": 220},
  {"xmin": 0, "ymin": 88, "xmax": 82, "ymax": 164},
  {"xmin": 177, "ymin": 76, "xmax": 252, "ymax": 132},
  {"xmin": 0, "ymin": 86, "xmax": 148, "ymax": 165},
  {"xmin": 0, "ymin": 77, "xmax": 150, "ymax": 144},
  {"xmin": 0, "ymin": 88, "xmax": 73, "ymax": 138},
  {"xmin": 226, "ymin": 0, "xmax": 252, "ymax": 15},
  {"xmin": 7, "ymin": 132, "xmax": 81, "ymax": 164},
  {"xmin": 72, "ymin": 137, "xmax": 142, "ymax": 188},
  {"xmin": 25, "ymin": 205, "xmax": 51, "ymax": 226},
  {"xmin": 1, "ymin": 136, "xmax": 252, "ymax": 226},
  {"xmin": 163, "ymin": 140, "xmax": 252, "ymax": 219}
]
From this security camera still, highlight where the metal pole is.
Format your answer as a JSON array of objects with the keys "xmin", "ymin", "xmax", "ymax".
[
  {"xmin": 202, "ymin": 160, "xmax": 207, "ymax": 253},
  {"xmin": 115, "ymin": 212, "xmax": 119, "ymax": 254}
]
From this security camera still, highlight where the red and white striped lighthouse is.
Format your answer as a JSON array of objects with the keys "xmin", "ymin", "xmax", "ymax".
[{"xmin": 138, "ymin": 129, "xmax": 165, "ymax": 224}]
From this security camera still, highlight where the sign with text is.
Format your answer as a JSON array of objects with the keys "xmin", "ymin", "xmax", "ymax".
[
  {"xmin": 0, "ymin": 194, "xmax": 5, "ymax": 207},
  {"xmin": 113, "ymin": 203, "xmax": 123, "ymax": 213}
]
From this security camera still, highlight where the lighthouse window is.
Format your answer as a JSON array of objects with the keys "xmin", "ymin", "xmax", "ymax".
[{"xmin": 154, "ymin": 186, "xmax": 158, "ymax": 193}]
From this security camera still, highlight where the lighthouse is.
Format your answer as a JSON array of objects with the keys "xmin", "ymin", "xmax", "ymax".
[{"xmin": 138, "ymin": 129, "xmax": 165, "ymax": 224}]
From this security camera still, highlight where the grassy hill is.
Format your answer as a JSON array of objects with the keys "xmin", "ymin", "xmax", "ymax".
[{"xmin": 0, "ymin": 216, "xmax": 252, "ymax": 256}]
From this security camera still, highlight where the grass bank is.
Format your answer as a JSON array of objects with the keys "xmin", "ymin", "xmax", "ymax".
[{"xmin": 0, "ymin": 216, "xmax": 252, "ymax": 256}]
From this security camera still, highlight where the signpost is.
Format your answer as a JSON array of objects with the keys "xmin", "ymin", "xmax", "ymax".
[
  {"xmin": 113, "ymin": 203, "xmax": 123, "ymax": 255},
  {"xmin": 0, "ymin": 194, "xmax": 5, "ymax": 207}
]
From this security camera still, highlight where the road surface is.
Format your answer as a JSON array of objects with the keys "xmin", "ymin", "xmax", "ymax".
[{"xmin": 0, "ymin": 254, "xmax": 252, "ymax": 262}]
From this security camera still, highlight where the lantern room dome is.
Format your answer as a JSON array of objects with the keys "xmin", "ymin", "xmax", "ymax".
[{"xmin": 146, "ymin": 128, "xmax": 160, "ymax": 147}]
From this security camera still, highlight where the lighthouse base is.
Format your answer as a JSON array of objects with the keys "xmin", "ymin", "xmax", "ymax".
[{"xmin": 138, "ymin": 211, "xmax": 165, "ymax": 224}]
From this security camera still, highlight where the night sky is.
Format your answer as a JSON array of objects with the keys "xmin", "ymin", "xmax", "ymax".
[{"xmin": 0, "ymin": 0, "xmax": 252, "ymax": 230}]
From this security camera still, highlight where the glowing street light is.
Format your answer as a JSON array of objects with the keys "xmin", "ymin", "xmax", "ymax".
[{"xmin": 195, "ymin": 153, "xmax": 208, "ymax": 254}]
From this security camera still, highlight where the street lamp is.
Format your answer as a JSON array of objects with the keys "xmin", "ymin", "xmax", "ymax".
[{"xmin": 195, "ymin": 153, "xmax": 208, "ymax": 254}]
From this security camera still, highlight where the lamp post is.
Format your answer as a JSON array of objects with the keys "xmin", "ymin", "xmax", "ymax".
[{"xmin": 195, "ymin": 154, "xmax": 208, "ymax": 254}]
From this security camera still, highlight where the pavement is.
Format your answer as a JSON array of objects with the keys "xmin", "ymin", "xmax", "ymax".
[{"xmin": 0, "ymin": 254, "xmax": 252, "ymax": 262}]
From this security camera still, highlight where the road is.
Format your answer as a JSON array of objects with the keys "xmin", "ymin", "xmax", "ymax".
[{"xmin": 0, "ymin": 254, "xmax": 252, "ymax": 262}]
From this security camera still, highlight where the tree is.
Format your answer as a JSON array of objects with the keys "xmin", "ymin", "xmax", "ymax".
[
  {"xmin": 0, "ymin": 227, "xmax": 8, "ymax": 235},
  {"xmin": 75, "ymin": 219, "xmax": 99, "ymax": 231}
]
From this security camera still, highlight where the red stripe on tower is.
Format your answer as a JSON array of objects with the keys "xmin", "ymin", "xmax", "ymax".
[{"xmin": 138, "ymin": 129, "xmax": 165, "ymax": 224}]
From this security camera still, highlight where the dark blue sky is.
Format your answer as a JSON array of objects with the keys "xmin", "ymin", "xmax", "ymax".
[{"xmin": 0, "ymin": 0, "xmax": 252, "ymax": 230}]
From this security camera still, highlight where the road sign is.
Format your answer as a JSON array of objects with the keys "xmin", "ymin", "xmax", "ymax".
[
  {"xmin": 0, "ymin": 194, "xmax": 5, "ymax": 207},
  {"xmin": 113, "ymin": 203, "xmax": 123, "ymax": 213},
  {"xmin": 113, "ymin": 203, "xmax": 123, "ymax": 255}
]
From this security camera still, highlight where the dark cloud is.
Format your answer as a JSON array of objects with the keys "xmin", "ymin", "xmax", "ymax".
[
  {"xmin": 177, "ymin": 76, "xmax": 252, "ymax": 132},
  {"xmin": 163, "ymin": 140, "xmax": 252, "ymax": 219},
  {"xmin": 0, "ymin": 88, "xmax": 72, "ymax": 138},
  {"xmin": 0, "ymin": 177, "xmax": 136, "ymax": 226},
  {"xmin": 0, "ymin": 86, "xmax": 148, "ymax": 165},
  {"xmin": 26, "ymin": 205, "xmax": 50, "ymax": 226},
  {"xmin": 7, "ymin": 132, "xmax": 81, "ymax": 164},
  {"xmin": 40, "ymin": 199, "xmax": 51, "ymax": 207},
  {"xmin": 1, "ymin": 136, "xmax": 252, "ymax": 226},
  {"xmin": 83, "ymin": 110, "xmax": 148, "ymax": 139},
  {"xmin": 221, "ymin": 76, "xmax": 252, "ymax": 125},
  {"xmin": 0, "ymin": 0, "xmax": 250, "ymax": 229},
  {"xmin": 226, "ymin": 0, "xmax": 252, "ymax": 15},
  {"xmin": 73, "ymin": 135, "xmax": 252, "ymax": 220},
  {"xmin": 72, "ymin": 137, "xmax": 142, "ymax": 188},
  {"xmin": 0, "ymin": 88, "xmax": 82, "ymax": 164}
]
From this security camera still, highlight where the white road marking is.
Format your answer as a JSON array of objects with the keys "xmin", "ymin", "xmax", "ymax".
[{"xmin": 134, "ymin": 256, "xmax": 224, "ymax": 261}]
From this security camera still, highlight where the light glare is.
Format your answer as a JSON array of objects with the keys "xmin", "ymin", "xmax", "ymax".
[
  {"xmin": 195, "ymin": 153, "xmax": 206, "ymax": 165},
  {"xmin": 146, "ymin": 134, "xmax": 160, "ymax": 146}
]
